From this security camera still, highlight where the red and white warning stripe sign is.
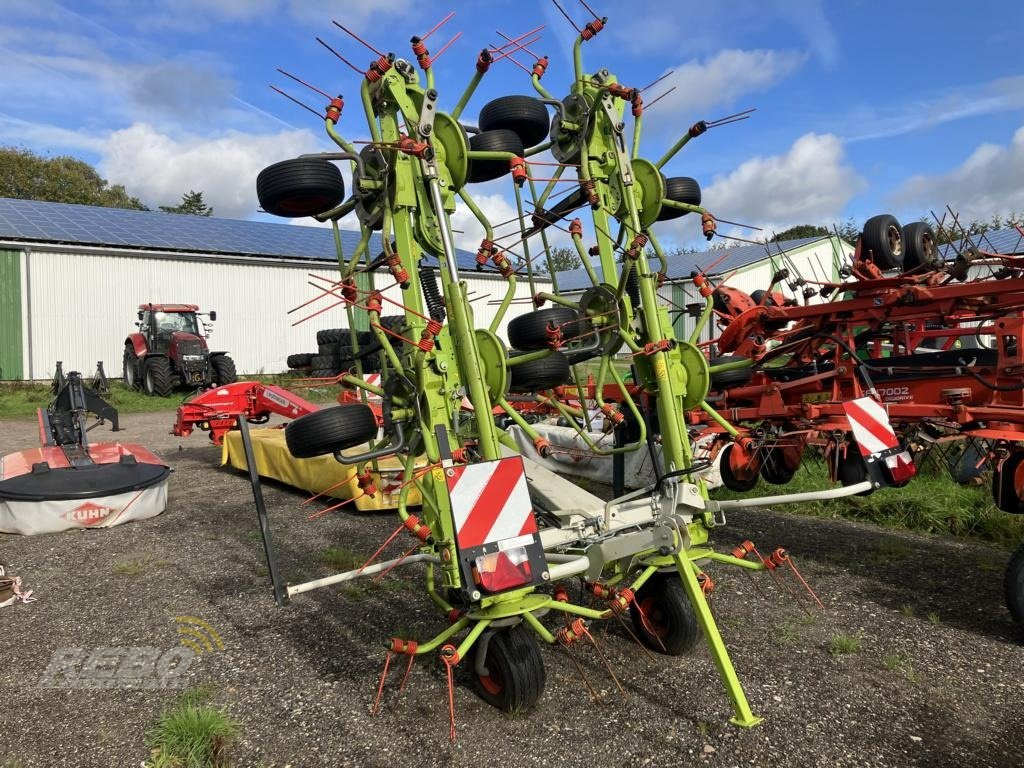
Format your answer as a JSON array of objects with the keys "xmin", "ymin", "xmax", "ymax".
[
  {"xmin": 843, "ymin": 397, "xmax": 899, "ymax": 457},
  {"xmin": 446, "ymin": 457, "xmax": 537, "ymax": 550}
]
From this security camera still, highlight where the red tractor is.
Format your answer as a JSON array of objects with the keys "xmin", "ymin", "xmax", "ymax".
[{"xmin": 123, "ymin": 304, "xmax": 237, "ymax": 396}]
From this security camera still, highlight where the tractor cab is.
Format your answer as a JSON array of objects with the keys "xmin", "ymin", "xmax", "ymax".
[{"xmin": 138, "ymin": 305, "xmax": 207, "ymax": 353}]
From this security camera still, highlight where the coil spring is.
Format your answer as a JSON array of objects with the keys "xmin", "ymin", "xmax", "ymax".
[
  {"xmin": 419, "ymin": 261, "xmax": 446, "ymax": 322},
  {"xmin": 625, "ymin": 269, "xmax": 640, "ymax": 308}
]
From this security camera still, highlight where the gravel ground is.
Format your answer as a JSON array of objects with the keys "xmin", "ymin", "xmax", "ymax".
[{"xmin": 1, "ymin": 409, "xmax": 1022, "ymax": 768}]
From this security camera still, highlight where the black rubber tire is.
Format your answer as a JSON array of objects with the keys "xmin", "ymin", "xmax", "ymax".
[
  {"xmin": 311, "ymin": 354, "xmax": 341, "ymax": 369},
  {"xmin": 316, "ymin": 328, "xmax": 347, "ymax": 345},
  {"xmin": 709, "ymin": 355, "xmax": 753, "ymax": 389},
  {"xmin": 143, "ymin": 356, "xmax": 173, "ymax": 397},
  {"xmin": 902, "ymin": 221, "xmax": 938, "ymax": 270},
  {"xmin": 508, "ymin": 351, "xmax": 572, "ymax": 393},
  {"xmin": 760, "ymin": 448, "xmax": 797, "ymax": 485},
  {"xmin": 467, "ymin": 130, "xmax": 525, "ymax": 183},
  {"xmin": 719, "ymin": 443, "xmax": 758, "ymax": 492},
  {"xmin": 657, "ymin": 177, "xmax": 702, "ymax": 221},
  {"xmin": 630, "ymin": 574, "xmax": 701, "ymax": 655},
  {"xmin": 287, "ymin": 353, "xmax": 315, "ymax": 369},
  {"xmin": 257, "ymin": 157, "xmax": 345, "ymax": 218},
  {"xmin": 319, "ymin": 342, "xmax": 348, "ymax": 356},
  {"xmin": 1005, "ymin": 544, "xmax": 1024, "ymax": 626},
  {"xmin": 478, "ymin": 95, "xmax": 550, "ymax": 149},
  {"xmin": 285, "ymin": 403, "xmax": 378, "ymax": 458},
  {"xmin": 472, "ymin": 624, "xmax": 546, "ymax": 713},
  {"xmin": 507, "ymin": 307, "xmax": 585, "ymax": 351},
  {"xmin": 861, "ymin": 214, "xmax": 904, "ymax": 270},
  {"xmin": 123, "ymin": 344, "xmax": 141, "ymax": 390},
  {"xmin": 837, "ymin": 447, "xmax": 874, "ymax": 496},
  {"xmin": 750, "ymin": 289, "xmax": 777, "ymax": 307},
  {"xmin": 309, "ymin": 368, "xmax": 337, "ymax": 379},
  {"xmin": 993, "ymin": 453, "xmax": 1024, "ymax": 514},
  {"xmin": 211, "ymin": 354, "xmax": 237, "ymax": 385}
]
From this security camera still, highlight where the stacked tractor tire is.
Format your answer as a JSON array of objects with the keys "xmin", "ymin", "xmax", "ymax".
[{"xmin": 285, "ymin": 317, "xmax": 407, "ymax": 378}]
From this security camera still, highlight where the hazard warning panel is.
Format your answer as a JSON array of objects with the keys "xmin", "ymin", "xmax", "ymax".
[
  {"xmin": 842, "ymin": 397, "xmax": 916, "ymax": 485},
  {"xmin": 445, "ymin": 457, "xmax": 547, "ymax": 595}
]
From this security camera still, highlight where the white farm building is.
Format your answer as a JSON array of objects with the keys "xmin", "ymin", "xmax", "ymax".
[{"xmin": 0, "ymin": 198, "xmax": 549, "ymax": 381}]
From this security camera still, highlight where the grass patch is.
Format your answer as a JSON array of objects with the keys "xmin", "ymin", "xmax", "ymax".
[
  {"xmin": 827, "ymin": 633, "xmax": 862, "ymax": 656},
  {"xmin": 898, "ymin": 603, "xmax": 915, "ymax": 618},
  {"xmin": 711, "ymin": 460, "xmax": 1024, "ymax": 546},
  {"xmin": 113, "ymin": 554, "xmax": 170, "ymax": 577},
  {"xmin": 882, "ymin": 651, "xmax": 917, "ymax": 682},
  {"xmin": 321, "ymin": 547, "xmax": 361, "ymax": 571},
  {"xmin": 927, "ymin": 611, "xmax": 942, "ymax": 625},
  {"xmin": 773, "ymin": 620, "xmax": 800, "ymax": 645},
  {"xmin": 145, "ymin": 687, "xmax": 238, "ymax": 768}
]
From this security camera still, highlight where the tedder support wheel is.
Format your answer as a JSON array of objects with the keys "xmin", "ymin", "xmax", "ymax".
[
  {"xmin": 760, "ymin": 447, "xmax": 797, "ymax": 485},
  {"xmin": 1005, "ymin": 543, "xmax": 1024, "ymax": 629},
  {"xmin": 507, "ymin": 351, "xmax": 572, "ymax": 393},
  {"xmin": 902, "ymin": 221, "xmax": 938, "ymax": 270},
  {"xmin": 656, "ymin": 176, "xmax": 702, "ymax": 221},
  {"xmin": 285, "ymin": 403, "xmax": 378, "ymax": 458},
  {"xmin": 467, "ymin": 130, "xmax": 525, "ymax": 183},
  {"xmin": 861, "ymin": 214, "xmax": 904, "ymax": 270},
  {"xmin": 719, "ymin": 443, "xmax": 759, "ymax": 492},
  {"xmin": 143, "ymin": 357, "xmax": 173, "ymax": 397},
  {"xmin": 837, "ymin": 446, "xmax": 874, "ymax": 496},
  {"xmin": 708, "ymin": 355, "xmax": 753, "ymax": 389},
  {"xmin": 631, "ymin": 574, "xmax": 702, "ymax": 655},
  {"xmin": 478, "ymin": 95, "xmax": 550, "ymax": 148},
  {"xmin": 507, "ymin": 306, "xmax": 587, "ymax": 351},
  {"xmin": 257, "ymin": 157, "xmax": 345, "ymax": 218},
  {"xmin": 993, "ymin": 452, "xmax": 1024, "ymax": 513},
  {"xmin": 211, "ymin": 355, "xmax": 237, "ymax": 386},
  {"xmin": 472, "ymin": 624, "xmax": 546, "ymax": 713},
  {"xmin": 123, "ymin": 344, "xmax": 140, "ymax": 389}
]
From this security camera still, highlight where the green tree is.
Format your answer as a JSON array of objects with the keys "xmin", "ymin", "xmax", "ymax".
[
  {"xmin": 0, "ymin": 146, "xmax": 147, "ymax": 209},
  {"xmin": 771, "ymin": 224, "xmax": 828, "ymax": 242},
  {"xmin": 160, "ymin": 190, "xmax": 213, "ymax": 216},
  {"xmin": 541, "ymin": 245, "xmax": 582, "ymax": 273}
]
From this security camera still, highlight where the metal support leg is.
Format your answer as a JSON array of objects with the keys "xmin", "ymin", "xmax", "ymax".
[
  {"xmin": 672, "ymin": 552, "xmax": 762, "ymax": 727},
  {"xmin": 238, "ymin": 418, "xmax": 287, "ymax": 607}
]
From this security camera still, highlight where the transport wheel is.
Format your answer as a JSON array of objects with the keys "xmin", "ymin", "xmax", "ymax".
[
  {"xmin": 992, "ymin": 452, "xmax": 1024, "ymax": 513},
  {"xmin": 630, "ymin": 574, "xmax": 702, "ymax": 655},
  {"xmin": 902, "ymin": 221, "xmax": 938, "ymax": 270},
  {"xmin": 507, "ymin": 351, "xmax": 572, "ymax": 393},
  {"xmin": 467, "ymin": 130, "xmax": 525, "ymax": 183},
  {"xmin": 750, "ymin": 289, "xmax": 777, "ymax": 307},
  {"xmin": 1004, "ymin": 544, "xmax": 1024, "ymax": 627},
  {"xmin": 837, "ymin": 446, "xmax": 874, "ymax": 496},
  {"xmin": 143, "ymin": 357, "xmax": 173, "ymax": 397},
  {"xmin": 472, "ymin": 624, "xmax": 546, "ymax": 713},
  {"xmin": 478, "ymin": 95, "xmax": 550, "ymax": 148},
  {"xmin": 860, "ymin": 214, "xmax": 904, "ymax": 270},
  {"xmin": 316, "ymin": 328, "xmax": 347, "ymax": 345},
  {"xmin": 708, "ymin": 355, "xmax": 753, "ymax": 389},
  {"xmin": 211, "ymin": 355, "xmax": 237, "ymax": 385},
  {"xmin": 286, "ymin": 353, "xmax": 315, "ymax": 369},
  {"xmin": 285, "ymin": 403, "xmax": 378, "ymax": 458},
  {"xmin": 122, "ymin": 344, "xmax": 141, "ymax": 389},
  {"xmin": 760, "ymin": 447, "xmax": 797, "ymax": 485},
  {"xmin": 507, "ymin": 307, "xmax": 587, "ymax": 351},
  {"xmin": 257, "ymin": 157, "xmax": 345, "ymax": 218},
  {"xmin": 719, "ymin": 443, "xmax": 759, "ymax": 492},
  {"xmin": 656, "ymin": 176, "xmax": 702, "ymax": 221}
]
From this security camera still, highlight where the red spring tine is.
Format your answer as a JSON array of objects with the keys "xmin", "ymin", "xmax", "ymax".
[
  {"xmin": 429, "ymin": 31, "xmax": 462, "ymax": 65},
  {"xmin": 315, "ymin": 36, "xmax": 365, "ymax": 75},
  {"xmin": 420, "ymin": 10, "xmax": 455, "ymax": 42},
  {"xmin": 642, "ymin": 86, "xmax": 677, "ymax": 111},
  {"xmin": 496, "ymin": 29, "xmax": 541, "ymax": 59},
  {"xmin": 551, "ymin": 0, "xmax": 581, "ymax": 32},
  {"xmin": 268, "ymin": 86, "xmax": 323, "ymax": 119},
  {"xmin": 490, "ymin": 24, "xmax": 545, "ymax": 53},
  {"xmin": 276, "ymin": 68, "xmax": 331, "ymax": 99},
  {"xmin": 576, "ymin": 0, "xmax": 602, "ymax": 20},
  {"xmin": 331, "ymin": 20, "xmax": 385, "ymax": 57},
  {"xmin": 784, "ymin": 555, "xmax": 826, "ymax": 610}
]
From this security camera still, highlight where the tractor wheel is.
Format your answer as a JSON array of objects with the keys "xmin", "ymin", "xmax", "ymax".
[
  {"xmin": 478, "ymin": 95, "xmax": 550, "ymax": 149},
  {"xmin": 287, "ymin": 353, "xmax": 315, "ymax": 369},
  {"xmin": 122, "ymin": 344, "xmax": 141, "ymax": 389},
  {"xmin": 719, "ymin": 443, "xmax": 759, "ymax": 492},
  {"xmin": 257, "ymin": 157, "xmax": 345, "ymax": 218},
  {"xmin": 708, "ymin": 355, "xmax": 753, "ymax": 389},
  {"xmin": 285, "ymin": 403, "xmax": 378, "ymax": 458},
  {"xmin": 507, "ymin": 351, "xmax": 571, "ymax": 393},
  {"xmin": 311, "ymin": 354, "xmax": 341, "ymax": 370},
  {"xmin": 1004, "ymin": 544, "xmax": 1024, "ymax": 627},
  {"xmin": 760, "ymin": 447, "xmax": 798, "ymax": 485},
  {"xmin": 316, "ymin": 328, "xmax": 347, "ymax": 345},
  {"xmin": 211, "ymin": 355, "xmax": 237, "ymax": 385},
  {"xmin": 467, "ymin": 130, "xmax": 525, "ymax": 183},
  {"xmin": 837, "ymin": 446, "xmax": 874, "ymax": 496},
  {"xmin": 472, "ymin": 624, "xmax": 546, "ymax": 713},
  {"xmin": 992, "ymin": 452, "xmax": 1024, "ymax": 513},
  {"xmin": 507, "ymin": 307, "xmax": 587, "ymax": 351},
  {"xmin": 630, "ymin": 574, "xmax": 702, "ymax": 655},
  {"xmin": 143, "ymin": 357, "xmax": 173, "ymax": 397},
  {"xmin": 861, "ymin": 214, "xmax": 904, "ymax": 270},
  {"xmin": 902, "ymin": 221, "xmax": 938, "ymax": 270},
  {"xmin": 656, "ymin": 177, "xmax": 702, "ymax": 221}
]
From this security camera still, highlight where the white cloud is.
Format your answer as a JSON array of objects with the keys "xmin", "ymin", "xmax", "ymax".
[
  {"xmin": 645, "ymin": 49, "xmax": 805, "ymax": 128},
  {"xmin": 892, "ymin": 125, "xmax": 1024, "ymax": 222},
  {"xmin": 98, "ymin": 123, "xmax": 320, "ymax": 218},
  {"xmin": 658, "ymin": 132, "xmax": 864, "ymax": 242}
]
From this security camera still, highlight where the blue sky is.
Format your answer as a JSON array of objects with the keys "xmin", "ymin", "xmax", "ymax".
[{"xmin": 1, "ymin": 0, "xmax": 1022, "ymax": 250}]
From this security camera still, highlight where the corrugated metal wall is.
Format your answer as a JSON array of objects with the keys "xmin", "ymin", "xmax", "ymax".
[
  {"xmin": 0, "ymin": 249, "xmax": 22, "ymax": 379},
  {"xmin": 21, "ymin": 249, "xmax": 549, "ymax": 379}
]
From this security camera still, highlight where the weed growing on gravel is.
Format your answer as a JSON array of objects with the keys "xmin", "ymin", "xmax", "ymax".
[
  {"xmin": 899, "ymin": 604, "xmax": 915, "ymax": 618},
  {"xmin": 927, "ymin": 611, "xmax": 942, "ymax": 625},
  {"xmin": 774, "ymin": 621, "xmax": 799, "ymax": 645},
  {"xmin": 145, "ymin": 688, "xmax": 238, "ymax": 768},
  {"xmin": 321, "ymin": 547, "xmax": 361, "ymax": 571},
  {"xmin": 882, "ymin": 651, "xmax": 917, "ymax": 682},
  {"xmin": 828, "ymin": 634, "xmax": 862, "ymax": 656},
  {"xmin": 113, "ymin": 554, "xmax": 169, "ymax": 576}
]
